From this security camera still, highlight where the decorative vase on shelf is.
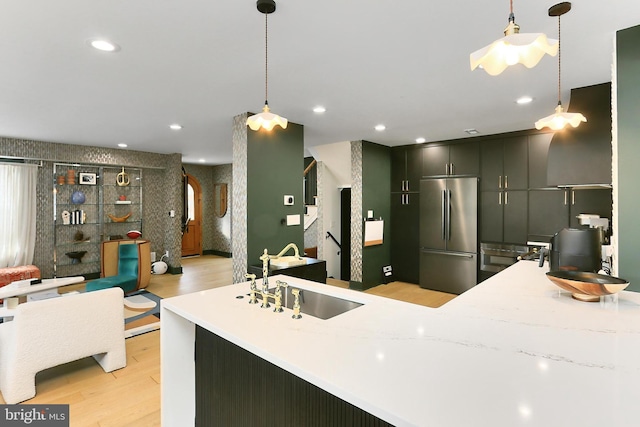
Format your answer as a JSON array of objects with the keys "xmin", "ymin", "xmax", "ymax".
[{"xmin": 71, "ymin": 191, "xmax": 85, "ymax": 204}]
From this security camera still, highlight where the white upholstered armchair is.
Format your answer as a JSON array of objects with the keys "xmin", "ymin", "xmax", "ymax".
[{"xmin": 0, "ymin": 287, "xmax": 127, "ymax": 404}]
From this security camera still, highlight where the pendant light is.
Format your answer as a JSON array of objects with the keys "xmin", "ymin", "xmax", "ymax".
[
  {"xmin": 470, "ymin": 0, "xmax": 558, "ymax": 76},
  {"xmin": 535, "ymin": 2, "xmax": 586, "ymax": 131},
  {"xmin": 246, "ymin": 0, "xmax": 288, "ymax": 131}
]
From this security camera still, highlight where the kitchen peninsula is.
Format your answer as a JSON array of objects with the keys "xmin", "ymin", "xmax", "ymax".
[{"xmin": 161, "ymin": 262, "xmax": 640, "ymax": 426}]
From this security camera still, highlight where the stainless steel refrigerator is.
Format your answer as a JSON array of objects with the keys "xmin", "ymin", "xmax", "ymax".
[{"xmin": 419, "ymin": 177, "xmax": 478, "ymax": 294}]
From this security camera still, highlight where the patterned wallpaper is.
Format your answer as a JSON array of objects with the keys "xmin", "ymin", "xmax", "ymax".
[
  {"xmin": 211, "ymin": 164, "xmax": 233, "ymax": 254},
  {"xmin": 231, "ymin": 113, "xmax": 248, "ymax": 283},
  {"xmin": 316, "ymin": 161, "xmax": 324, "ymax": 260},
  {"xmin": 350, "ymin": 141, "xmax": 363, "ymax": 283},
  {"xmin": 0, "ymin": 137, "xmax": 183, "ymax": 278}
]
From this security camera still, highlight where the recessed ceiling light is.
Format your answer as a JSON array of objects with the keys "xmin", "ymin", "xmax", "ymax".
[
  {"xmin": 464, "ymin": 128, "xmax": 479, "ymax": 135},
  {"xmin": 88, "ymin": 39, "xmax": 120, "ymax": 52},
  {"xmin": 516, "ymin": 96, "xmax": 533, "ymax": 105},
  {"xmin": 198, "ymin": 159, "xmax": 205, "ymax": 163},
  {"xmin": 117, "ymin": 143, "xmax": 128, "ymax": 148},
  {"xmin": 169, "ymin": 124, "xmax": 183, "ymax": 130},
  {"xmin": 374, "ymin": 124, "xmax": 386, "ymax": 131},
  {"xmin": 415, "ymin": 137, "xmax": 426, "ymax": 144},
  {"xmin": 313, "ymin": 106, "xmax": 326, "ymax": 113}
]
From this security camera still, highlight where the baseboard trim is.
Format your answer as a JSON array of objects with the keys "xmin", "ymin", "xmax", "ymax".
[{"xmin": 205, "ymin": 250, "xmax": 232, "ymax": 258}]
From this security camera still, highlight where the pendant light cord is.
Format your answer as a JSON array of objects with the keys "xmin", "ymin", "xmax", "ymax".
[
  {"xmin": 557, "ymin": 14, "xmax": 562, "ymax": 105},
  {"xmin": 264, "ymin": 13, "xmax": 269, "ymax": 105}
]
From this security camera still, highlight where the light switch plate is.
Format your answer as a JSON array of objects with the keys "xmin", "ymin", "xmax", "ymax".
[
  {"xmin": 367, "ymin": 210, "xmax": 374, "ymax": 219},
  {"xmin": 284, "ymin": 195, "xmax": 294, "ymax": 205}
]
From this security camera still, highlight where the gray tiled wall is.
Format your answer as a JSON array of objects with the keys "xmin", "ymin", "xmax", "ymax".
[{"xmin": 1, "ymin": 137, "xmax": 182, "ymax": 278}]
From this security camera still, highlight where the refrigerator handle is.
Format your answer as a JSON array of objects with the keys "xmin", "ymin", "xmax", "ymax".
[
  {"xmin": 441, "ymin": 189, "xmax": 446, "ymax": 240},
  {"xmin": 447, "ymin": 189, "xmax": 452, "ymax": 241}
]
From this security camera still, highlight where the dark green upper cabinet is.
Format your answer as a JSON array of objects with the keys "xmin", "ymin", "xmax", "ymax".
[
  {"xmin": 480, "ymin": 137, "xmax": 527, "ymax": 191},
  {"xmin": 502, "ymin": 137, "xmax": 528, "ymax": 190},
  {"xmin": 528, "ymin": 133, "xmax": 553, "ymax": 189},
  {"xmin": 391, "ymin": 146, "xmax": 422, "ymax": 193},
  {"xmin": 423, "ymin": 142, "xmax": 479, "ymax": 177}
]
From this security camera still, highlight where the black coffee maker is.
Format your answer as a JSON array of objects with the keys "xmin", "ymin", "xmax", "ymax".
[{"xmin": 540, "ymin": 228, "xmax": 602, "ymax": 272}]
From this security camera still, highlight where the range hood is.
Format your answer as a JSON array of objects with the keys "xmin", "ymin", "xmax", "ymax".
[{"xmin": 546, "ymin": 82, "xmax": 612, "ymax": 187}]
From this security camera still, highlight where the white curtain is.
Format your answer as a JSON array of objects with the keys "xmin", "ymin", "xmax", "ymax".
[{"xmin": 0, "ymin": 163, "xmax": 38, "ymax": 268}]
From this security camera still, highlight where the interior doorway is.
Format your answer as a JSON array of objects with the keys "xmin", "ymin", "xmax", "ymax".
[
  {"xmin": 182, "ymin": 174, "xmax": 202, "ymax": 257},
  {"xmin": 340, "ymin": 188, "xmax": 351, "ymax": 281}
]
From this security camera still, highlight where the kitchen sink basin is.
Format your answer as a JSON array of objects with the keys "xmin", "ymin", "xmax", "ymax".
[{"xmin": 257, "ymin": 287, "xmax": 363, "ymax": 320}]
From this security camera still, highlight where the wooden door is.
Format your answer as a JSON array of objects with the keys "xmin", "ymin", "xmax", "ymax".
[{"xmin": 182, "ymin": 174, "xmax": 202, "ymax": 257}]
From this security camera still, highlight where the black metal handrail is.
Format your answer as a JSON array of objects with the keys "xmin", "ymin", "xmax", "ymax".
[{"xmin": 326, "ymin": 231, "xmax": 341, "ymax": 249}]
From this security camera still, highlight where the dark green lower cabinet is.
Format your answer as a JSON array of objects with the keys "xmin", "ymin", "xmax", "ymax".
[{"xmin": 195, "ymin": 326, "xmax": 394, "ymax": 427}]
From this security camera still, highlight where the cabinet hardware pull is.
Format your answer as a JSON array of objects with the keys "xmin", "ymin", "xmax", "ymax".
[
  {"xmin": 499, "ymin": 192, "xmax": 502, "ymax": 205},
  {"xmin": 564, "ymin": 190, "xmax": 568, "ymax": 205},
  {"xmin": 406, "ymin": 193, "xmax": 410, "ymax": 205},
  {"xmin": 445, "ymin": 163, "xmax": 449, "ymax": 175},
  {"xmin": 498, "ymin": 175, "xmax": 502, "ymax": 189},
  {"xmin": 401, "ymin": 180, "xmax": 405, "ymax": 192},
  {"xmin": 406, "ymin": 180, "xmax": 410, "ymax": 192},
  {"xmin": 571, "ymin": 190, "xmax": 575, "ymax": 205},
  {"xmin": 441, "ymin": 190, "xmax": 446, "ymax": 240},
  {"xmin": 505, "ymin": 175, "xmax": 508, "ymax": 189},
  {"xmin": 505, "ymin": 191, "xmax": 509, "ymax": 205},
  {"xmin": 450, "ymin": 163, "xmax": 454, "ymax": 175}
]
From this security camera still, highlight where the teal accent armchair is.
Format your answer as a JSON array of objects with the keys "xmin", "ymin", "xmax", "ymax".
[{"xmin": 86, "ymin": 242, "xmax": 143, "ymax": 293}]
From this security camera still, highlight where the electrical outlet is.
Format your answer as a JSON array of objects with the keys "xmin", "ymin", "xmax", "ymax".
[{"xmin": 164, "ymin": 250, "xmax": 169, "ymax": 258}]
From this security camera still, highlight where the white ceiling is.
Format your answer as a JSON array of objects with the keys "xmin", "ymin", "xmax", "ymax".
[{"xmin": 1, "ymin": 1, "xmax": 639, "ymax": 165}]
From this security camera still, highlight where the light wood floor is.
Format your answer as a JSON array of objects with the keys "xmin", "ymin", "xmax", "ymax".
[{"xmin": 0, "ymin": 256, "xmax": 455, "ymax": 426}]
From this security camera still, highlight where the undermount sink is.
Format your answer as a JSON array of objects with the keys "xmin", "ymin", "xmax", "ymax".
[
  {"xmin": 270, "ymin": 256, "xmax": 307, "ymax": 267},
  {"xmin": 258, "ymin": 287, "xmax": 363, "ymax": 320}
]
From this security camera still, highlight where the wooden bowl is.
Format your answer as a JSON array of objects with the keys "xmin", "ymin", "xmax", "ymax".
[{"xmin": 546, "ymin": 271, "xmax": 630, "ymax": 302}]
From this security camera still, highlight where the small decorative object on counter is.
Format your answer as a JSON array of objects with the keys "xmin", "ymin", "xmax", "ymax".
[
  {"xmin": 546, "ymin": 271, "xmax": 630, "ymax": 302},
  {"xmin": 116, "ymin": 167, "xmax": 130, "ymax": 186},
  {"xmin": 56, "ymin": 175, "xmax": 65, "ymax": 185},
  {"xmin": 119, "ymin": 195, "xmax": 126, "ymax": 201}
]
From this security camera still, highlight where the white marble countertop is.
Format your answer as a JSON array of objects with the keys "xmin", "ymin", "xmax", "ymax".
[{"xmin": 161, "ymin": 261, "xmax": 640, "ymax": 426}]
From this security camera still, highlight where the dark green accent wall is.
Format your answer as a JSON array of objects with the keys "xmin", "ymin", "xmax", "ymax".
[
  {"xmin": 361, "ymin": 142, "xmax": 391, "ymax": 289},
  {"xmin": 616, "ymin": 25, "xmax": 640, "ymax": 291},
  {"xmin": 247, "ymin": 123, "xmax": 304, "ymax": 266}
]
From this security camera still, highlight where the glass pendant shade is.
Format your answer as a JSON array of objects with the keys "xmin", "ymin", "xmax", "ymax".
[
  {"xmin": 535, "ymin": 2, "xmax": 585, "ymax": 131},
  {"xmin": 246, "ymin": 0, "xmax": 287, "ymax": 132},
  {"xmin": 247, "ymin": 104, "xmax": 288, "ymax": 131},
  {"xmin": 470, "ymin": 21, "xmax": 558, "ymax": 76},
  {"xmin": 535, "ymin": 103, "xmax": 586, "ymax": 131}
]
